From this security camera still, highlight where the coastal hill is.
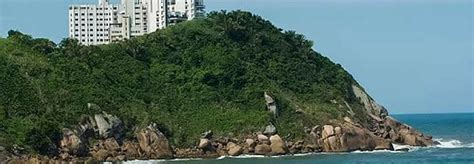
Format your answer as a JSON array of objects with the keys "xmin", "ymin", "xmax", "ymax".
[{"xmin": 0, "ymin": 11, "xmax": 435, "ymax": 162}]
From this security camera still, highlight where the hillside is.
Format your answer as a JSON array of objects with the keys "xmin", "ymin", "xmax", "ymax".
[{"xmin": 0, "ymin": 11, "xmax": 435, "ymax": 161}]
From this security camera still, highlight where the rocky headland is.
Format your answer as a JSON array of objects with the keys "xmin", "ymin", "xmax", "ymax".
[{"xmin": 0, "ymin": 11, "xmax": 437, "ymax": 163}]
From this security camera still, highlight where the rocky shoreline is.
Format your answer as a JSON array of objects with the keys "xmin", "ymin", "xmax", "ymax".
[
  {"xmin": 1, "ymin": 87, "xmax": 438, "ymax": 163},
  {"xmin": 2, "ymin": 115, "xmax": 437, "ymax": 163}
]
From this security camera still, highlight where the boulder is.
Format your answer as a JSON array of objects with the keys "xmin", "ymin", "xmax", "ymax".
[
  {"xmin": 104, "ymin": 138, "xmax": 120, "ymax": 151},
  {"xmin": 375, "ymin": 140, "xmax": 394, "ymax": 150},
  {"xmin": 245, "ymin": 139, "xmax": 256, "ymax": 147},
  {"xmin": 137, "ymin": 124, "xmax": 173, "ymax": 159},
  {"xmin": 263, "ymin": 124, "xmax": 277, "ymax": 135},
  {"xmin": 334, "ymin": 127, "xmax": 342, "ymax": 135},
  {"xmin": 320, "ymin": 123, "xmax": 393, "ymax": 152},
  {"xmin": 254, "ymin": 144, "xmax": 271, "ymax": 155},
  {"xmin": 27, "ymin": 157, "xmax": 41, "ymax": 164},
  {"xmin": 289, "ymin": 140, "xmax": 305, "ymax": 153},
  {"xmin": 121, "ymin": 141, "xmax": 140, "ymax": 160},
  {"xmin": 94, "ymin": 111, "xmax": 124, "ymax": 139},
  {"xmin": 198, "ymin": 138, "xmax": 211, "ymax": 150},
  {"xmin": 257, "ymin": 134, "xmax": 270, "ymax": 145},
  {"xmin": 269, "ymin": 135, "xmax": 288, "ymax": 155},
  {"xmin": 91, "ymin": 149, "xmax": 110, "ymax": 161},
  {"xmin": 264, "ymin": 92, "xmax": 278, "ymax": 118},
  {"xmin": 59, "ymin": 128, "xmax": 88, "ymax": 156},
  {"xmin": 226, "ymin": 142, "xmax": 243, "ymax": 156},
  {"xmin": 383, "ymin": 117, "xmax": 437, "ymax": 146}
]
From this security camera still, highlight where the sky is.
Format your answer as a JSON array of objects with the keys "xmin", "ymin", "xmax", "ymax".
[{"xmin": 0, "ymin": 0, "xmax": 472, "ymax": 114}]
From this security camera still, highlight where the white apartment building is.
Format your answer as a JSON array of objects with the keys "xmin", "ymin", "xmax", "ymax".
[{"xmin": 69, "ymin": 0, "xmax": 205, "ymax": 45}]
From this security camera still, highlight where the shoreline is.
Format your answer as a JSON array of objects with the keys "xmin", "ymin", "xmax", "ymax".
[
  {"xmin": 4, "ymin": 138, "xmax": 472, "ymax": 163},
  {"xmin": 122, "ymin": 140, "xmax": 474, "ymax": 163}
]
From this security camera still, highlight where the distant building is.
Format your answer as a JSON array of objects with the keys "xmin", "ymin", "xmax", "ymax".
[{"xmin": 68, "ymin": 0, "xmax": 205, "ymax": 45}]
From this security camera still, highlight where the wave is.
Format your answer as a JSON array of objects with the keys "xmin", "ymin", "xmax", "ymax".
[
  {"xmin": 392, "ymin": 138, "xmax": 474, "ymax": 152},
  {"xmin": 433, "ymin": 138, "xmax": 474, "ymax": 148},
  {"xmin": 352, "ymin": 149, "xmax": 404, "ymax": 154},
  {"xmin": 122, "ymin": 158, "xmax": 205, "ymax": 164}
]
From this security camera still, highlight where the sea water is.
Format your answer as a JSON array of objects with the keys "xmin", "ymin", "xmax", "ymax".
[{"xmin": 124, "ymin": 113, "xmax": 474, "ymax": 164}]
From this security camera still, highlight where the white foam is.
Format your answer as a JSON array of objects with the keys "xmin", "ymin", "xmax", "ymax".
[
  {"xmin": 432, "ymin": 138, "xmax": 474, "ymax": 149},
  {"xmin": 123, "ymin": 158, "xmax": 205, "ymax": 163},
  {"xmin": 434, "ymin": 139, "xmax": 463, "ymax": 148},
  {"xmin": 230, "ymin": 154, "xmax": 266, "ymax": 158},
  {"xmin": 352, "ymin": 149, "xmax": 404, "ymax": 154}
]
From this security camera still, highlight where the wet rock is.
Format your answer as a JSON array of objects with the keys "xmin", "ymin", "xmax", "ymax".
[
  {"xmin": 375, "ymin": 140, "xmax": 394, "ymax": 150},
  {"xmin": 395, "ymin": 148, "xmax": 409, "ymax": 152}
]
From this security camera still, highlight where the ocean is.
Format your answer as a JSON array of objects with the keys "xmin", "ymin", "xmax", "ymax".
[{"xmin": 124, "ymin": 113, "xmax": 474, "ymax": 164}]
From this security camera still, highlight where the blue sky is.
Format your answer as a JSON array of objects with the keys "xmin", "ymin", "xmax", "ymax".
[{"xmin": 0, "ymin": 0, "xmax": 472, "ymax": 114}]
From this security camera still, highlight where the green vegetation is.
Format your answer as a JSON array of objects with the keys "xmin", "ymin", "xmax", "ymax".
[{"xmin": 0, "ymin": 11, "xmax": 368, "ymax": 155}]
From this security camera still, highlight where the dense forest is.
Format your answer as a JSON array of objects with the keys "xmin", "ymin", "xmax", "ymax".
[{"xmin": 0, "ymin": 11, "xmax": 368, "ymax": 155}]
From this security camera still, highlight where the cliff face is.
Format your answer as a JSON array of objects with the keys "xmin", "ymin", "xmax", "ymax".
[
  {"xmin": 350, "ymin": 85, "xmax": 436, "ymax": 147},
  {"xmin": 0, "ymin": 11, "xmax": 436, "ymax": 162}
]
